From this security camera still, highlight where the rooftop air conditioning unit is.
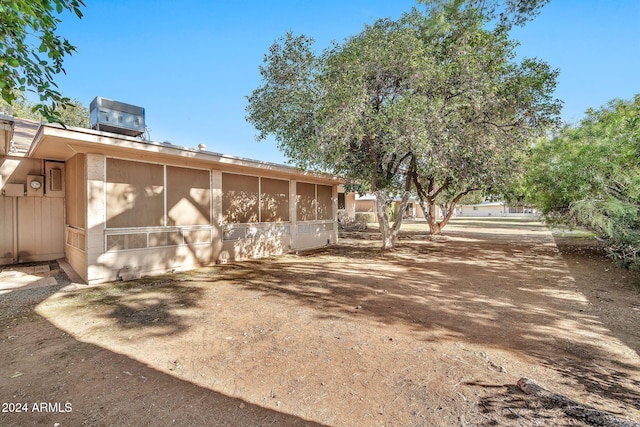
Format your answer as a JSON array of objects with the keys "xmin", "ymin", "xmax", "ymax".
[{"xmin": 90, "ymin": 96, "xmax": 145, "ymax": 137}]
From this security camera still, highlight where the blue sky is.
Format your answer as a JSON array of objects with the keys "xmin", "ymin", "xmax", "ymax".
[{"xmin": 53, "ymin": 0, "xmax": 640, "ymax": 164}]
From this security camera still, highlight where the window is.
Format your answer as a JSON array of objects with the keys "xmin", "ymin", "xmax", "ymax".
[
  {"xmin": 296, "ymin": 182, "xmax": 316, "ymax": 221},
  {"xmin": 166, "ymin": 166, "xmax": 211, "ymax": 226},
  {"xmin": 221, "ymin": 175, "xmax": 332, "ymax": 224},
  {"xmin": 106, "ymin": 158, "xmax": 164, "ymax": 228},
  {"xmin": 222, "ymin": 173, "xmax": 259, "ymax": 223},
  {"xmin": 260, "ymin": 178, "xmax": 289, "ymax": 222},
  {"xmin": 296, "ymin": 182, "xmax": 333, "ymax": 221},
  {"xmin": 317, "ymin": 185, "xmax": 333, "ymax": 220},
  {"xmin": 106, "ymin": 159, "xmax": 211, "ymax": 229},
  {"xmin": 338, "ymin": 193, "xmax": 346, "ymax": 210}
]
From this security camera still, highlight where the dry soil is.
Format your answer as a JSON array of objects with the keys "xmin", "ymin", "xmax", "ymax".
[{"xmin": 1, "ymin": 218, "xmax": 639, "ymax": 426}]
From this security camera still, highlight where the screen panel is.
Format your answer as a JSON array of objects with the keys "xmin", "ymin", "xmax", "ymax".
[
  {"xmin": 317, "ymin": 185, "xmax": 333, "ymax": 220},
  {"xmin": 296, "ymin": 182, "xmax": 316, "ymax": 221},
  {"xmin": 65, "ymin": 154, "xmax": 85, "ymax": 228},
  {"xmin": 106, "ymin": 158, "xmax": 164, "ymax": 228},
  {"xmin": 167, "ymin": 166, "xmax": 211, "ymax": 226},
  {"xmin": 222, "ymin": 173, "xmax": 259, "ymax": 223},
  {"xmin": 260, "ymin": 177, "xmax": 289, "ymax": 222}
]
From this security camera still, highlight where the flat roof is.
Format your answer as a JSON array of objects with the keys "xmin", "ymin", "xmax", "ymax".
[{"xmin": 26, "ymin": 122, "xmax": 342, "ymax": 185}]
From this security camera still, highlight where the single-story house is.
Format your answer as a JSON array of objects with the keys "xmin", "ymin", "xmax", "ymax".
[
  {"xmin": 456, "ymin": 201, "xmax": 539, "ymax": 217},
  {"xmin": 0, "ymin": 115, "xmax": 342, "ymax": 285},
  {"xmin": 349, "ymin": 194, "xmax": 539, "ymax": 221},
  {"xmin": 352, "ymin": 194, "xmax": 439, "ymax": 221}
]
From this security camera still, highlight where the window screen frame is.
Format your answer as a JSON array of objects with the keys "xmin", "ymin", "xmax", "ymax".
[
  {"xmin": 105, "ymin": 157, "xmax": 212, "ymax": 230},
  {"xmin": 296, "ymin": 181, "xmax": 335, "ymax": 222}
]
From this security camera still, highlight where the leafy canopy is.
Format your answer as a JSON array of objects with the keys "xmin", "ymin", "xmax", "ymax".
[
  {"xmin": 0, "ymin": 0, "xmax": 85, "ymax": 123},
  {"xmin": 247, "ymin": 0, "xmax": 560, "ymax": 245},
  {"xmin": 524, "ymin": 95, "xmax": 640, "ymax": 269},
  {"xmin": 406, "ymin": 2, "xmax": 560, "ymax": 233},
  {"xmin": 1, "ymin": 92, "xmax": 89, "ymax": 127}
]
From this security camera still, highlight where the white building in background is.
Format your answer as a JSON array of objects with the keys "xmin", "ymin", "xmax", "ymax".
[
  {"xmin": 456, "ymin": 201, "xmax": 539, "ymax": 218},
  {"xmin": 342, "ymin": 193, "xmax": 539, "ymax": 221}
]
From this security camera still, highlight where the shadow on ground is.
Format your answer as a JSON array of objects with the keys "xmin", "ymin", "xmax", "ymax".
[
  {"xmin": 0, "ymin": 277, "xmax": 323, "ymax": 426},
  {"xmin": 5, "ymin": 219, "xmax": 639, "ymax": 425},
  {"xmin": 216, "ymin": 227, "xmax": 640, "ymax": 418}
]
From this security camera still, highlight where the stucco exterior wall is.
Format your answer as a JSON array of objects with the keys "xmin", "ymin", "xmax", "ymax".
[
  {"xmin": 2, "ymin": 121, "xmax": 341, "ymax": 284},
  {"xmin": 343, "ymin": 192, "xmax": 356, "ymax": 219},
  {"xmin": 76, "ymin": 160, "xmax": 338, "ymax": 285},
  {"xmin": 86, "ymin": 153, "xmax": 108, "ymax": 283},
  {"xmin": 64, "ymin": 154, "xmax": 88, "ymax": 283}
]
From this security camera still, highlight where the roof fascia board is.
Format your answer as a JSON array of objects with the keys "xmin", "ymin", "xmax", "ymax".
[{"xmin": 30, "ymin": 124, "xmax": 343, "ymax": 184}]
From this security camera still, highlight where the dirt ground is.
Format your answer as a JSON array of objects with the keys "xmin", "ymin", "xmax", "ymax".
[{"xmin": 1, "ymin": 218, "xmax": 639, "ymax": 426}]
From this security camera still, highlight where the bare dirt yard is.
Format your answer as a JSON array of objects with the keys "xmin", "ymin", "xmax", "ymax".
[{"xmin": 1, "ymin": 218, "xmax": 639, "ymax": 426}]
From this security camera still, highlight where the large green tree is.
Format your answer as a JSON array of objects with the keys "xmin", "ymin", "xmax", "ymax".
[
  {"xmin": 0, "ymin": 0, "xmax": 85, "ymax": 123},
  {"xmin": 407, "ymin": 2, "xmax": 560, "ymax": 234},
  {"xmin": 247, "ymin": 0, "xmax": 559, "ymax": 248},
  {"xmin": 247, "ymin": 22, "xmax": 425, "ymax": 249},
  {"xmin": 524, "ymin": 95, "xmax": 640, "ymax": 269}
]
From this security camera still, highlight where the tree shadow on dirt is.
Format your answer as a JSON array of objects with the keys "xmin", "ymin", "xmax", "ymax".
[
  {"xmin": 215, "ymin": 232, "xmax": 640, "ymax": 418},
  {"xmin": 84, "ymin": 279, "xmax": 202, "ymax": 337},
  {"xmin": 470, "ymin": 383, "xmax": 573, "ymax": 426},
  {"xmin": 0, "ymin": 282, "xmax": 325, "ymax": 426},
  {"xmin": 53, "ymin": 277, "xmax": 208, "ymax": 339}
]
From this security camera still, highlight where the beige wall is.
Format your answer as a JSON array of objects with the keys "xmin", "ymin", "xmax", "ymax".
[
  {"xmin": 343, "ymin": 192, "xmax": 356, "ymax": 219},
  {"xmin": 17, "ymin": 197, "xmax": 64, "ymax": 262},
  {"xmin": 1, "ymin": 157, "xmax": 42, "ymax": 189},
  {"xmin": 79, "ymin": 157, "xmax": 341, "ymax": 284},
  {"xmin": 355, "ymin": 199, "xmax": 375, "ymax": 213},
  {"xmin": 399, "ymin": 201, "xmax": 426, "ymax": 219},
  {"xmin": 85, "ymin": 153, "xmax": 106, "ymax": 283}
]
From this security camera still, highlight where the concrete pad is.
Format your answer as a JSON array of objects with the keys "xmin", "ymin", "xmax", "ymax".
[
  {"xmin": 0, "ymin": 263, "xmax": 59, "ymax": 295},
  {"xmin": 0, "ymin": 275, "xmax": 58, "ymax": 295}
]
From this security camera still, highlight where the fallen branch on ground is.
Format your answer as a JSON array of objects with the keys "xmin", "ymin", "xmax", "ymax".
[{"xmin": 517, "ymin": 377, "xmax": 640, "ymax": 427}]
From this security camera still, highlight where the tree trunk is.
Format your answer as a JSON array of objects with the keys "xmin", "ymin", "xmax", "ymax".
[
  {"xmin": 391, "ymin": 191, "xmax": 411, "ymax": 243},
  {"xmin": 437, "ymin": 201, "xmax": 458, "ymax": 231},
  {"xmin": 374, "ymin": 190, "xmax": 411, "ymax": 250},
  {"xmin": 374, "ymin": 191, "xmax": 394, "ymax": 250},
  {"xmin": 423, "ymin": 189, "xmax": 478, "ymax": 235},
  {"xmin": 426, "ymin": 198, "xmax": 442, "ymax": 235}
]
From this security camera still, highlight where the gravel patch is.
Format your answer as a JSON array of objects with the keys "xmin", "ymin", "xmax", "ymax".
[{"xmin": 0, "ymin": 260, "xmax": 72, "ymax": 319}]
